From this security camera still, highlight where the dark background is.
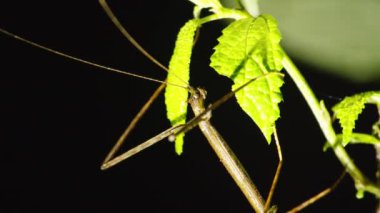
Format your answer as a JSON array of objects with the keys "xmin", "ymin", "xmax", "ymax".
[{"xmin": 0, "ymin": 1, "xmax": 379, "ymax": 212}]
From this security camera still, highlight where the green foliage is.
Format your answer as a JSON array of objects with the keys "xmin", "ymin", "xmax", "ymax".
[
  {"xmin": 332, "ymin": 91, "xmax": 380, "ymax": 146},
  {"xmin": 164, "ymin": 5, "xmax": 379, "ymax": 203},
  {"xmin": 179, "ymin": 0, "xmax": 380, "ymax": 200},
  {"xmin": 165, "ymin": 3, "xmax": 284, "ymax": 153},
  {"xmin": 210, "ymin": 15, "xmax": 284, "ymax": 143},
  {"xmin": 165, "ymin": 19, "xmax": 199, "ymax": 155}
]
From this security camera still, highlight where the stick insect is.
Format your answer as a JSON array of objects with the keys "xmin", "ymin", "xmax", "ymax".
[
  {"xmin": 101, "ymin": 1, "xmax": 283, "ymax": 211},
  {"xmin": 98, "ymin": 1, "xmax": 285, "ymax": 212},
  {"xmin": 0, "ymin": 1, "xmax": 346, "ymax": 212}
]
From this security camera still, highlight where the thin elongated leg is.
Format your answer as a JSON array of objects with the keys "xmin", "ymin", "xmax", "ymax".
[
  {"xmin": 264, "ymin": 127, "xmax": 283, "ymax": 212},
  {"xmin": 287, "ymin": 171, "xmax": 346, "ymax": 213},
  {"xmin": 174, "ymin": 72, "xmax": 284, "ymax": 137},
  {"xmin": 101, "ymin": 124, "xmax": 184, "ymax": 170},
  {"xmin": 102, "ymin": 83, "xmax": 165, "ymax": 167},
  {"xmin": 98, "ymin": 0, "xmax": 183, "ymax": 169}
]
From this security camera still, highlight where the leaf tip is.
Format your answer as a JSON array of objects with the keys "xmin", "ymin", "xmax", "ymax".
[{"xmin": 174, "ymin": 134, "xmax": 185, "ymax": 155}]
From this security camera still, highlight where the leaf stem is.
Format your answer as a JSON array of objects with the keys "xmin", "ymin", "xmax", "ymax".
[
  {"xmin": 373, "ymin": 106, "xmax": 380, "ymax": 210},
  {"xmin": 281, "ymin": 48, "xmax": 380, "ymax": 197},
  {"xmin": 198, "ymin": 8, "xmax": 250, "ymax": 25}
]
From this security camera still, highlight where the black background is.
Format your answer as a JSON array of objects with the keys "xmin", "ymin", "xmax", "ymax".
[{"xmin": 1, "ymin": 1, "xmax": 379, "ymax": 212}]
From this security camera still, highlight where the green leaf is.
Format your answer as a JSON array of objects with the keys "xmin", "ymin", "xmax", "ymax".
[
  {"xmin": 165, "ymin": 19, "xmax": 198, "ymax": 155},
  {"xmin": 332, "ymin": 91, "xmax": 380, "ymax": 146},
  {"xmin": 210, "ymin": 15, "xmax": 284, "ymax": 143},
  {"xmin": 187, "ymin": 0, "xmax": 222, "ymax": 9}
]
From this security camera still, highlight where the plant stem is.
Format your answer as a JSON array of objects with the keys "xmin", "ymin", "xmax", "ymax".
[
  {"xmin": 373, "ymin": 106, "xmax": 380, "ymax": 211},
  {"xmin": 375, "ymin": 143, "xmax": 380, "ymax": 211},
  {"xmin": 198, "ymin": 8, "xmax": 250, "ymax": 25},
  {"xmin": 281, "ymin": 48, "xmax": 380, "ymax": 197}
]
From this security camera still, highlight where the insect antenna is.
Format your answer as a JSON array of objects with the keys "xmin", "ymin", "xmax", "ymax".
[
  {"xmin": 0, "ymin": 28, "xmax": 189, "ymax": 89},
  {"xmin": 99, "ymin": 0, "xmax": 192, "ymax": 90}
]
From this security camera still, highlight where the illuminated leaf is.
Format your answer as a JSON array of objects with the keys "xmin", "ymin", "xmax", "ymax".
[
  {"xmin": 332, "ymin": 91, "xmax": 380, "ymax": 146},
  {"xmin": 165, "ymin": 19, "xmax": 198, "ymax": 155},
  {"xmin": 210, "ymin": 15, "xmax": 284, "ymax": 143}
]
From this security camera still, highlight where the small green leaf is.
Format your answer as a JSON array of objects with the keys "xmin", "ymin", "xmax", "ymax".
[
  {"xmin": 165, "ymin": 19, "xmax": 198, "ymax": 155},
  {"xmin": 210, "ymin": 15, "xmax": 284, "ymax": 143},
  {"xmin": 332, "ymin": 91, "xmax": 380, "ymax": 146},
  {"xmin": 356, "ymin": 189, "xmax": 365, "ymax": 199}
]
